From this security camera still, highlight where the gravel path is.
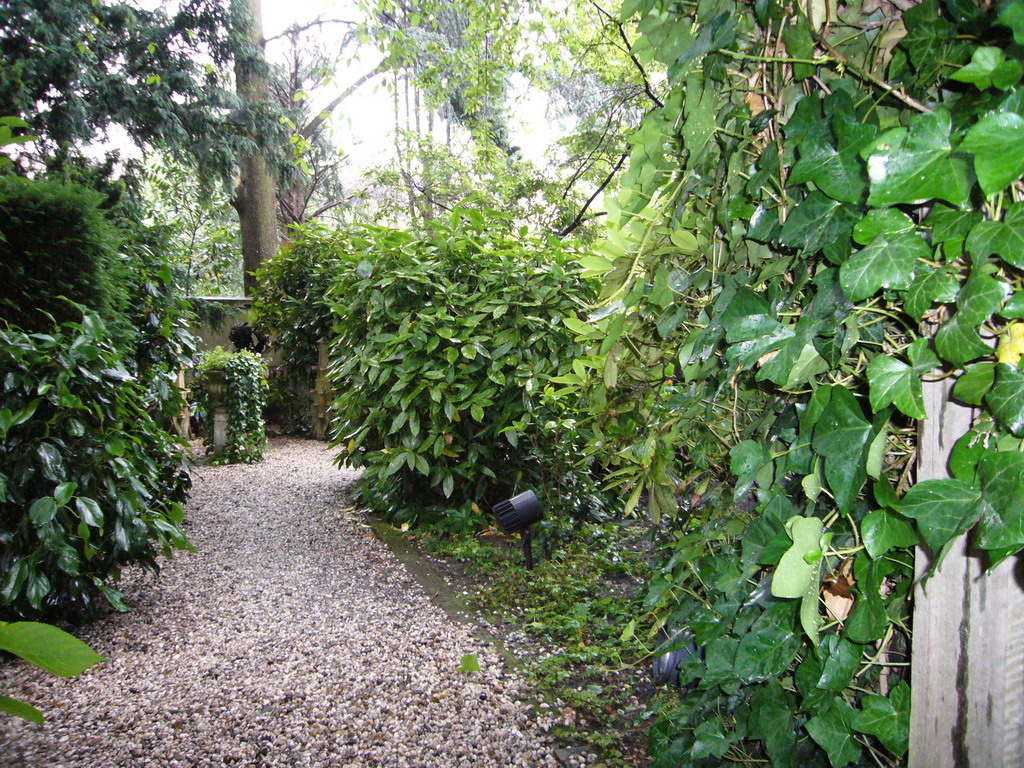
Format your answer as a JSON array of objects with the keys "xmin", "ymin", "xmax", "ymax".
[{"xmin": 0, "ymin": 438, "xmax": 560, "ymax": 768}]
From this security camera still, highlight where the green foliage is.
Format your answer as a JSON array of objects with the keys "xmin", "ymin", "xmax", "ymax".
[
  {"xmin": 0, "ymin": 176, "xmax": 125, "ymax": 332},
  {"xmin": 0, "ymin": 0, "xmax": 240, "ymax": 175},
  {"xmin": 251, "ymin": 221, "xmax": 340, "ymax": 373},
  {"xmin": 554, "ymin": 0, "xmax": 1024, "ymax": 765},
  {"xmin": 193, "ymin": 347, "xmax": 268, "ymax": 464},
  {"xmin": 0, "ymin": 311, "xmax": 192, "ymax": 620},
  {"xmin": 0, "ymin": 620, "xmax": 104, "ymax": 725},
  {"xmin": 326, "ymin": 207, "xmax": 597, "ymax": 527}
]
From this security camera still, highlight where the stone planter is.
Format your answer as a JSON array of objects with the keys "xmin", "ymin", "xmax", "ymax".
[{"xmin": 200, "ymin": 370, "xmax": 229, "ymax": 453}]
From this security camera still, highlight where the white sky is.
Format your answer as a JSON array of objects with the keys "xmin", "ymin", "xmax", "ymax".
[{"xmin": 259, "ymin": 0, "xmax": 561, "ymax": 174}]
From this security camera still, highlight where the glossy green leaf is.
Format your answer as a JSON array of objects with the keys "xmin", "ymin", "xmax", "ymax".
[
  {"xmin": 898, "ymin": 478, "xmax": 981, "ymax": 553},
  {"xmin": 953, "ymin": 362, "xmax": 996, "ymax": 405},
  {"xmin": 731, "ymin": 440, "xmax": 772, "ymax": 499},
  {"xmin": 904, "ymin": 266, "xmax": 960, "ymax": 320},
  {"xmin": 951, "ymin": 47, "xmax": 1023, "ymax": 90},
  {"xmin": 925, "ymin": 203, "xmax": 982, "ymax": 243},
  {"xmin": 839, "ymin": 232, "xmax": 926, "ymax": 301},
  {"xmin": 806, "ymin": 698, "xmax": 862, "ymax": 767},
  {"xmin": 0, "ymin": 622, "xmax": 104, "ymax": 677},
  {"xmin": 0, "ymin": 695, "xmax": 44, "ymax": 725},
  {"xmin": 770, "ymin": 515, "xmax": 824, "ymax": 598},
  {"xmin": 861, "ymin": 509, "xmax": 919, "ymax": 559},
  {"xmin": 812, "ymin": 387, "xmax": 872, "ymax": 512},
  {"xmin": 790, "ymin": 121, "xmax": 874, "ymax": 203},
  {"xmin": 74, "ymin": 497, "xmax": 103, "ymax": 528},
  {"xmin": 735, "ymin": 602, "xmax": 801, "ymax": 683},
  {"xmin": 853, "ymin": 209, "xmax": 915, "ymax": 245},
  {"xmin": 853, "ymin": 681, "xmax": 911, "ymax": 757},
  {"xmin": 779, "ymin": 191, "xmax": 858, "ymax": 257},
  {"xmin": 975, "ymin": 451, "xmax": 1024, "ymax": 550},
  {"xmin": 690, "ymin": 716, "xmax": 737, "ymax": 759},
  {"xmin": 865, "ymin": 109, "xmax": 969, "ymax": 207},
  {"xmin": 965, "ymin": 205, "xmax": 1024, "ymax": 267},
  {"xmin": 957, "ymin": 272, "xmax": 1009, "ymax": 326},
  {"xmin": 998, "ymin": 1, "xmax": 1024, "ymax": 44},
  {"xmin": 961, "ymin": 112, "xmax": 1024, "ymax": 197},
  {"xmin": 866, "ymin": 339, "xmax": 937, "ymax": 419},
  {"xmin": 28, "ymin": 497, "xmax": 57, "ymax": 526},
  {"xmin": 985, "ymin": 363, "xmax": 1024, "ymax": 436},
  {"xmin": 934, "ymin": 316, "xmax": 991, "ymax": 365},
  {"xmin": 817, "ymin": 636, "xmax": 861, "ymax": 692}
]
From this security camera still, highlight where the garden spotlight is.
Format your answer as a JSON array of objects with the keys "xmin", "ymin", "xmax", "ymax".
[{"xmin": 493, "ymin": 490, "xmax": 543, "ymax": 570}]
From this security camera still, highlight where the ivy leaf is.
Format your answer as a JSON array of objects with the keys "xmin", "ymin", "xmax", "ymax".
[
  {"xmin": 690, "ymin": 716, "xmax": 738, "ymax": 759},
  {"xmin": 957, "ymin": 272, "xmax": 1009, "ymax": 326},
  {"xmin": 985, "ymin": 363, "xmax": 1024, "ymax": 436},
  {"xmin": 817, "ymin": 635, "xmax": 862, "ymax": 692},
  {"xmin": 952, "ymin": 362, "xmax": 995, "ymax": 406},
  {"xmin": 853, "ymin": 209, "xmax": 915, "ymax": 245},
  {"xmin": 925, "ymin": 203, "xmax": 982, "ymax": 244},
  {"xmin": 998, "ymin": 1, "xmax": 1024, "ymax": 45},
  {"xmin": 779, "ymin": 191, "xmax": 859, "ymax": 258},
  {"xmin": 806, "ymin": 698, "xmax": 862, "ymax": 767},
  {"xmin": 898, "ymin": 478, "xmax": 982, "ymax": 554},
  {"xmin": 735, "ymin": 601, "xmax": 801, "ymax": 683},
  {"xmin": 839, "ymin": 232, "xmax": 926, "ymax": 301},
  {"xmin": 975, "ymin": 451, "xmax": 1024, "ymax": 550},
  {"xmin": 812, "ymin": 387, "xmax": 872, "ymax": 512},
  {"xmin": 731, "ymin": 440, "xmax": 772, "ymax": 499},
  {"xmin": 0, "ymin": 621, "xmax": 104, "ymax": 677},
  {"xmin": 865, "ymin": 109, "xmax": 969, "ymax": 207},
  {"xmin": 904, "ymin": 266, "xmax": 960, "ymax": 320},
  {"xmin": 790, "ymin": 121, "xmax": 873, "ymax": 203},
  {"xmin": 965, "ymin": 205, "xmax": 1024, "ymax": 267},
  {"xmin": 771, "ymin": 515, "xmax": 824, "ymax": 598},
  {"xmin": 853, "ymin": 682, "xmax": 910, "ymax": 757},
  {"xmin": 961, "ymin": 112, "xmax": 1024, "ymax": 197},
  {"xmin": 934, "ymin": 316, "xmax": 991, "ymax": 365},
  {"xmin": 861, "ymin": 509, "xmax": 919, "ymax": 559},
  {"xmin": 866, "ymin": 338, "xmax": 938, "ymax": 419},
  {"xmin": 951, "ymin": 47, "xmax": 1023, "ymax": 91}
]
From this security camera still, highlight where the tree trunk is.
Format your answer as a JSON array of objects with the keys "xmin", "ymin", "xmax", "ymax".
[{"xmin": 231, "ymin": 0, "xmax": 278, "ymax": 296}]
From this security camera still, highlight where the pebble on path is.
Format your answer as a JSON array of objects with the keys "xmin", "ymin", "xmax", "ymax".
[{"xmin": 0, "ymin": 438, "xmax": 561, "ymax": 768}]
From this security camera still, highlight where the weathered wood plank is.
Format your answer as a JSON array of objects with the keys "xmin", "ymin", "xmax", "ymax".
[{"xmin": 910, "ymin": 377, "xmax": 1024, "ymax": 768}]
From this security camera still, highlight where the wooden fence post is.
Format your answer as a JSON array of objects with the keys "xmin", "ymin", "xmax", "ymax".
[
  {"xmin": 312, "ymin": 339, "xmax": 331, "ymax": 440},
  {"xmin": 909, "ymin": 376, "xmax": 1024, "ymax": 767}
]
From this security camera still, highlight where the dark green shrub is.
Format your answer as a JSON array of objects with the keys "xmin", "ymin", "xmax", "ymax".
[
  {"xmin": 327, "ymin": 207, "xmax": 598, "ymax": 529},
  {"xmin": 0, "ymin": 176, "xmax": 127, "ymax": 333},
  {"xmin": 192, "ymin": 347, "xmax": 268, "ymax": 464},
  {"xmin": 0, "ymin": 311, "xmax": 192, "ymax": 620}
]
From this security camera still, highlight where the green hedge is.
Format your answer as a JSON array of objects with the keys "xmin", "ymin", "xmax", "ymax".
[
  {"xmin": 326, "ymin": 207, "xmax": 599, "ymax": 529},
  {"xmin": 0, "ymin": 176, "xmax": 126, "ymax": 333},
  {"xmin": 0, "ymin": 312, "xmax": 192, "ymax": 620}
]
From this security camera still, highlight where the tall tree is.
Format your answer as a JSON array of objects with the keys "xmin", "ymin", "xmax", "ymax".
[{"xmin": 230, "ymin": 0, "xmax": 279, "ymax": 295}]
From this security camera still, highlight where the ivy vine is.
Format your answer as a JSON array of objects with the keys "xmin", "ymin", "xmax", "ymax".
[
  {"xmin": 193, "ymin": 347, "xmax": 268, "ymax": 465},
  {"xmin": 558, "ymin": 0, "xmax": 1024, "ymax": 765}
]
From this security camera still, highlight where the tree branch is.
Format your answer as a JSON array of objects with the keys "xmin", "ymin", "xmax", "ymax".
[
  {"xmin": 558, "ymin": 151, "xmax": 629, "ymax": 237},
  {"xmin": 589, "ymin": 0, "xmax": 664, "ymax": 109},
  {"xmin": 265, "ymin": 18, "xmax": 358, "ymax": 44},
  {"xmin": 299, "ymin": 61, "xmax": 389, "ymax": 140}
]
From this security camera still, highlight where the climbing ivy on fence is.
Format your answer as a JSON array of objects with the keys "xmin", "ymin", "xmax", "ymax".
[{"xmin": 559, "ymin": 0, "xmax": 1024, "ymax": 765}]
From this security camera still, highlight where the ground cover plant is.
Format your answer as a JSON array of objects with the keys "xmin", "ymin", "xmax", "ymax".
[
  {"xmin": 417, "ymin": 520, "xmax": 655, "ymax": 766},
  {"xmin": 325, "ymin": 205, "xmax": 599, "ymax": 529},
  {"xmin": 551, "ymin": 0, "xmax": 1024, "ymax": 765}
]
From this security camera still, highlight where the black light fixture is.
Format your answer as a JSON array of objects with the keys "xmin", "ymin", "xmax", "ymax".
[
  {"xmin": 493, "ymin": 490, "xmax": 543, "ymax": 569},
  {"xmin": 652, "ymin": 627, "xmax": 699, "ymax": 687}
]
